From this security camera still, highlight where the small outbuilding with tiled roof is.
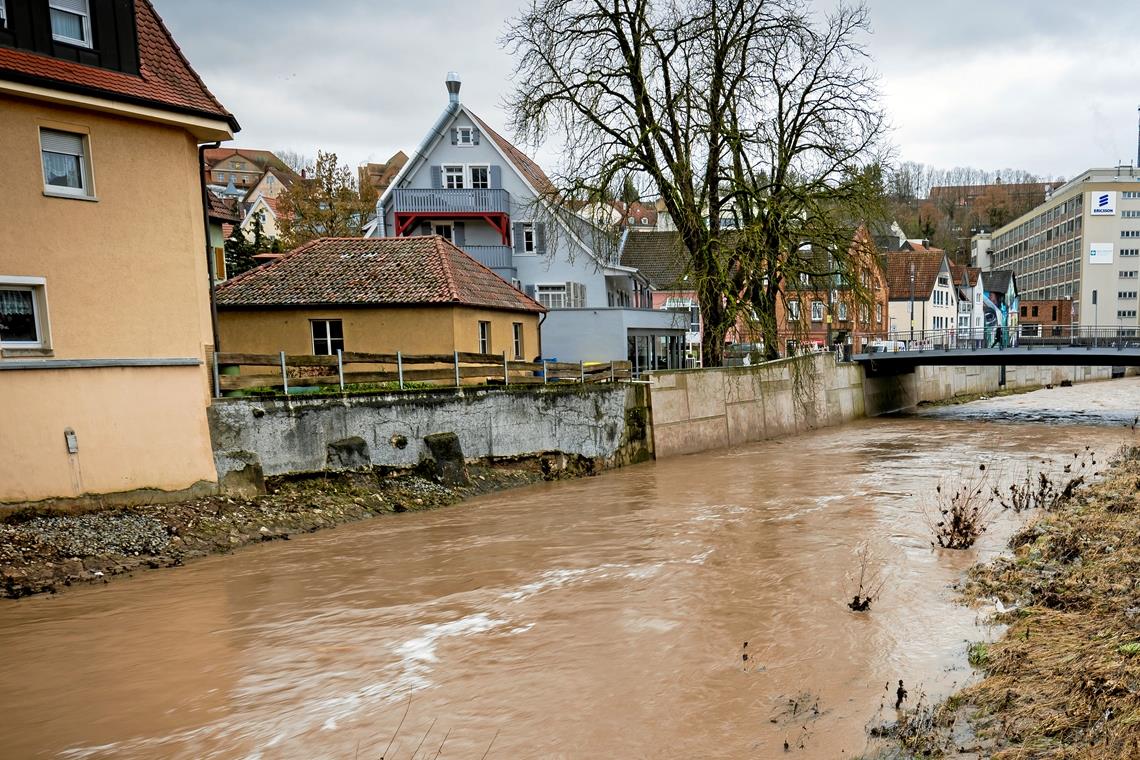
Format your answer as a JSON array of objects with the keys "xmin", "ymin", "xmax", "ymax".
[{"xmin": 216, "ymin": 236, "xmax": 545, "ymax": 360}]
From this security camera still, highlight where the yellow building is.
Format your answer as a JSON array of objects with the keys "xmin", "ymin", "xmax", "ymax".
[
  {"xmin": 0, "ymin": 0, "xmax": 238, "ymax": 506},
  {"xmin": 216, "ymin": 236, "xmax": 545, "ymax": 360}
]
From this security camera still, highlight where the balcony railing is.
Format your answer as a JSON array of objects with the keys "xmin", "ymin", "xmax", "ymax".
[
  {"xmin": 464, "ymin": 244, "xmax": 513, "ymax": 270},
  {"xmin": 392, "ymin": 187, "xmax": 511, "ymax": 215}
]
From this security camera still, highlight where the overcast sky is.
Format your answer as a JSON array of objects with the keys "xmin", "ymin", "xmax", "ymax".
[{"xmin": 156, "ymin": 0, "xmax": 1140, "ymax": 183}]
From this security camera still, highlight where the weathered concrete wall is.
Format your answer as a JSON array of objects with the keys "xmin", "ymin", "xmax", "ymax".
[
  {"xmin": 209, "ymin": 384, "xmax": 651, "ymax": 482},
  {"xmin": 649, "ymin": 354, "xmax": 865, "ymax": 458},
  {"xmin": 866, "ymin": 364, "xmax": 1126, "ymax": 415}
]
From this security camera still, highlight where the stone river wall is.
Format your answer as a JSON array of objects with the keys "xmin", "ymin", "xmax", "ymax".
[{"xmin": 208, "ymin": 384, "xmax": 652, "ymax": 488}]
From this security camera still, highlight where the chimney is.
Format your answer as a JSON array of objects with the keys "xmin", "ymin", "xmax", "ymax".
[{"xmin": 446, "ymin": 72, "xmax": 461, "ymax": 105}]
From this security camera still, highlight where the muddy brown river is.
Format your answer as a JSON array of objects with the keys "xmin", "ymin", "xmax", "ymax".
[{"xmin": 2, "ymin": 379, "xmax": 1138, "ymax": 759}]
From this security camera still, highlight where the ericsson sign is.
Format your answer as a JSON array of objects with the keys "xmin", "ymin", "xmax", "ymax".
[{"xmin": 1091, "ymin": 191, "xmax": 1117, "ymax": 216}]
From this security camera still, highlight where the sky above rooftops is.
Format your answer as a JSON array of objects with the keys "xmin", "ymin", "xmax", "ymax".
[{"xmin": 156, "ymin": 0, "xmax": 1140, "ymax": 183}]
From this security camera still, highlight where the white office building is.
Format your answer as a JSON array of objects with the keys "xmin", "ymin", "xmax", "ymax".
[{"xmin": 991, "ymin": 166, "xmax": 1140, "ymax": 329}]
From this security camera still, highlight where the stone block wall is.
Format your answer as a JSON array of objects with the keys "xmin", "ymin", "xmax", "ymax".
[{"xmin": 209, "ymin": 384, "xmax": 651, "ymax": 483}]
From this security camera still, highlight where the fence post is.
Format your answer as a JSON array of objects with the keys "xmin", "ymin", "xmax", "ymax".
[
  {"xmin": 542, "ymin": 359, "xmax": 548, "ymax": 385},
  {"xmin": 502, "ymin": 350, "xmax": 509, "ymax": 385},
  {"xmin": 279, "ymin": 350, "xmax": 289, "ymax": 395},
  {"xmin": 337, "ymin": 348, "xmax": 344, "ymax": 390},
  {"xmin": 397, "ymin": 351, "xmax": 404, "ymax": 390},
  {"xmin": 580, "ymin": 360, "xmax": 585, "ymax": 383},
  {"xmin": 454, "ymin": 351, "xmax": 460, "ymax": 387},
  {"xmin": 610, "ymin": 362, "xmax": 615, "ymax": 383},
  {"xmin": 212, "ymin": 351, "xmax": 220, "ymax": 398}
]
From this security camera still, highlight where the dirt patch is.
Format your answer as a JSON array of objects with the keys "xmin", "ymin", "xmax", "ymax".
[
  {"xmin": 874, "ymin": 445, "xmax": 1140, "ymax": 758},
  {"xmin": 0, "ymin": 454, "xmax": 596, "ymax": 599}
]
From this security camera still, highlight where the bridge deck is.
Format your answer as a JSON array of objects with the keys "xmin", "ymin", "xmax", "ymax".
[{"xmin": 852, "ymin": 345, "xmax": 1140, "ymax": 370}]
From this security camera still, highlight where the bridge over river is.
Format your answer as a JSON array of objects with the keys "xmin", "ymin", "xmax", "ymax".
[{"xmin": 852, "ymin": 326, "xmax": 1140, "ymax": 374}]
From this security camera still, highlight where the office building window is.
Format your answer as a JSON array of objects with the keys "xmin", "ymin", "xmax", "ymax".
[{"xmin": 311, "ymin": 319, "xmax": 344, "ymax": 355}]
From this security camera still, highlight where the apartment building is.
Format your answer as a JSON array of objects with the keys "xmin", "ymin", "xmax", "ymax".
[{"xmin": 991, "ymin": 166, "xmax": 1140, "ymax": 329}]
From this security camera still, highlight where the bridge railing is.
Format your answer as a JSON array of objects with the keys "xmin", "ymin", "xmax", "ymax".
[{"xmin": 852, "ymin": 326, "xmax": 1140, "ymax": 355}]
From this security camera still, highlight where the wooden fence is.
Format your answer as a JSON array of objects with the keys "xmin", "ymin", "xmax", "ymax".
[{"xmin": 211, "ymin": 351, "xmax": 633, "ymax": 397}]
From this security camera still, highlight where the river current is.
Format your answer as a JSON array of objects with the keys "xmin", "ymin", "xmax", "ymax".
[{"xmin": 2, "ymin": 378, "xmax": 1138, "ymax": 758}]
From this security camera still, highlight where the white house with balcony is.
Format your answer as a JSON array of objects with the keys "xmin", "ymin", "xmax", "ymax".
[{"xmin": 369, "ymin": 73, "xmax": 685, "ymax": 368}]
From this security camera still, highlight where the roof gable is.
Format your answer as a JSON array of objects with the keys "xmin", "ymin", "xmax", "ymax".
[
  {"xmin": 885, "ymin": 251, "xmax": 950, "ymax": 301},
  {"xmin": 215, "ymin": 236, "xmax": 546, "ymax": 314}
]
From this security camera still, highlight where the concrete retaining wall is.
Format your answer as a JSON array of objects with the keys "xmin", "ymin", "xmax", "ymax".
[
  {"xmin": 649, "ymin": 354, "xmax": 865, "ymax": 458},
  {"xmin": 867, "ymin": 364, "xmax": 1124, "ymax": 415},
  {"xmin": 208, "ymin": 384, "xmax": 651, "ymax": 483}
]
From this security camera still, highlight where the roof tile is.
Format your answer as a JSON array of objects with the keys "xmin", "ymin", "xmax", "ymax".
[
  {"xmin": 0, "ymin": 0, "xmax": 236, "ymax": 129},
  {"xmin": 216, "ymin": 236, "xmax": 546, "ymax": 314}
]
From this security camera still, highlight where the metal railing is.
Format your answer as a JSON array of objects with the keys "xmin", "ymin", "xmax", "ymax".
[
  {"xmin": 391, "ymin": 187, "xmax": 511, "ymax": 215},
  {"xmin": 850, "ymin": 325, "xmax": 1140, "ymax": 356},
  {"xmin": 463, "ymin": 244, "xmax": 514, "ymax": 269}
]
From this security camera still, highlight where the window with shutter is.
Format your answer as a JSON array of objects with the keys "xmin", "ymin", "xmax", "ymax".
[
  {"xmin": 50, "ymin": 0, "xmax": 92, "ymax": 47},
  {"xmin": 40, "ymin": 128, "xmax": 91, "ymax": 197}
]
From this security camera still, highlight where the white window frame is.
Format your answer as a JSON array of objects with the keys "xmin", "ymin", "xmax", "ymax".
[
  {"xmin": 535, "ymin": 284, "xmax": 567, "ymax": 310},
  {"xmin": 478, "ymin": 320, "xmax": 492, "ymax": 354},
  {"xmin": 442, "ymin": 165, "xmax": 464, "ymax": 189},
  {"xmin": 433, "ymin": 222, "xmax": 453, "ymax": 241},
  {"xmin": 810, "ymin": 301, "xmax": 824, "ymax": 322},
  {"xmin": 456, "ymin": 127, "xmax": 474, "ymax": 146},
  {"xmin": 469, "ymin": 165, "xmax": 490, "ymax": 190},
  {"xmin": 837, "ymin": 302, "xmax": 848, "ymax": 321},
  {"xmin": 522, "ymin": 223, "xmax": 536, "ymax": 253},
  {"xmin": 49, "ymin": 0, "xmax": 92, "ymax": 48},
  {"xmin": 310, "ymin": 319, "xmax": 344, "ymax": 356},
  {"xmin": 512, "ymin": 322, "xmax": 524, "ymax": 360},
  {"xmin": 0, "ymin": 276, "xmax": 50, "ymax": 350},
  {"xmin": 40, "ymin": 127, "xmax": 93, "ymax": 199}
]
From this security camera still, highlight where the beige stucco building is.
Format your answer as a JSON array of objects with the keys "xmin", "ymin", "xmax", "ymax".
[
  {"xmin": 991, "ymin": 166, "xmax": 1140, "ymax": 330},
  {"xmin": 216, "ymin": 237, "xmax": 545, "ymax": 361},
  {"xmin": 0, "ymin": 0, "xmax": 238, "ymax": 506}
]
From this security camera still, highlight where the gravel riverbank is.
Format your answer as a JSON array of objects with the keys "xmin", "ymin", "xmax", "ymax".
[{"xmin": 1, "ymin": 459, "xmax": 573, "ymax": 599}]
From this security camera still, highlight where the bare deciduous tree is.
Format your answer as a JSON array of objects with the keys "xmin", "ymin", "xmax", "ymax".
[{"xmin": 505, "ymin": 0, "xmax": 888, "ymax": 365}]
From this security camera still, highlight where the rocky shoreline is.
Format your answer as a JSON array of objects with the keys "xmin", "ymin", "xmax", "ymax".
[{"xmin": 0, "ymin": 455, "xmax": 590, "ymax": 599}]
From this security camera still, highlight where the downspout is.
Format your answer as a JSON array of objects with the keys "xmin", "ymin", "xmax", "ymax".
[{"xmin": 198, "ymin": 141, "xmax": 222, "ymax": 352}]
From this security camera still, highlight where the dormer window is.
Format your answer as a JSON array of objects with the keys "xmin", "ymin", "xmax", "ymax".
[
  {"xmin": 457, "ymin": 127, "xmax": 474, "ymax": 146},
  {"xmin": 50, "ymin": 0, "xmax": 92, "ymax": 48}
]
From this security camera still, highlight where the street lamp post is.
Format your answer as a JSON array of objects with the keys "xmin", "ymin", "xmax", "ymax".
[{"xmin": 908, "ymin": 262, "xmax": 916, "ymax": 344}]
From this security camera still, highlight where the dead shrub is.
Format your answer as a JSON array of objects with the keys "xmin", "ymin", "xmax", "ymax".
[{"xmin": 928, "ymin": 466, "xmax": 995, "ymax": 550}]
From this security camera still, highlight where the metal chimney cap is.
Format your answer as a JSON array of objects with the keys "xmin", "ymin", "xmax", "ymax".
[{"xmin": 445, "ymin": 72, "xmax": 461, "ymax": 103}]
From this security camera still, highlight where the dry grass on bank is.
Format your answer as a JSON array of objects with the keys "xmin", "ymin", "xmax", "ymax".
[{"xmin": 903, "ymin": 445, "xmax": 1140, "ymax": 758}]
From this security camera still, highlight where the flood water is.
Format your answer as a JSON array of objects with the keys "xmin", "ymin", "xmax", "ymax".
[{"xmin": 2, "ymin": 379, "xmax": 1138, "ymax": 759}]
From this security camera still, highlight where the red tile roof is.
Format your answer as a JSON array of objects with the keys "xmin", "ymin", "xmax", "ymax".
[
  {"xmin": 468, "ymin": 111, "xmax": 556, "ymax": 196},
  {"xmin": 0, "ymin": 0, "xmax": 237, "ymax": 131},
  {"xmin": 203, "ymin": 148, "xmax": 293, "ymax": 173},
  {"xmin": 216, "ymin": 236, "xmax": 546, "ymax": 314},
  {"xmin": 885, "ymin": 251, "xmax": 948, "ymax": 301},
  {"xmin": 207, "ymin": 190, "xmax": 240, "ymax": 223}
]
